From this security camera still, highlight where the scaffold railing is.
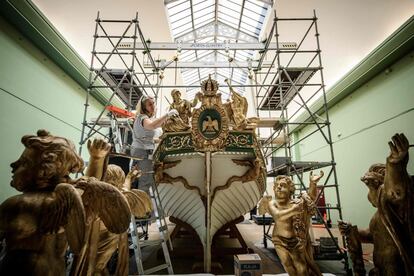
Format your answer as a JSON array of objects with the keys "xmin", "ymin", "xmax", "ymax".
[{"xmin": 253, "ymin": 9, "xmax": 349, "ymax": 272}]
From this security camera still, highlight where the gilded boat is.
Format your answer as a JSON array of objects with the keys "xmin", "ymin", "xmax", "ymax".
[{"xmin": 153, "ymin": 77, "xmax": 266, "ymax": 272}]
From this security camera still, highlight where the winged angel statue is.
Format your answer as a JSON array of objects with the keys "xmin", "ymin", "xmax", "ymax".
[{"xmin": 0, "ymin": 130, "xmax": 131, "ymax": 275}]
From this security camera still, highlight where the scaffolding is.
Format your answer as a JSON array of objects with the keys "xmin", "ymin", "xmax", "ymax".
[
  {"xmin": 253, "ymin": 10, "xmax": 348, "ymax": 270},
  {"xmin": 79, "ymin": 9, "xmax": 348, "ymax": 274},
  {"xmin": 78, "ymin": 12, "xmax": 162, "ymax": 156}
]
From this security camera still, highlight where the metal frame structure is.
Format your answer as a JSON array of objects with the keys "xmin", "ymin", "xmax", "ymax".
[
  {"xmin": 165, "ymin": 0, "xmax": 272, "ymax": 99},
  {"xmin": 78, "ymin": 7, "xmax": 348, "ymax": 273},
  {"xmin": 78, "ymin": 12, "xmax": 163, "ymax": 156},
  {"xmin": 78, "ymin": 3, "xmax": 280, "ymax": 155},
  {"xmin": 254, "ymin": 10, "xmax": 349, "ymax": 270}
]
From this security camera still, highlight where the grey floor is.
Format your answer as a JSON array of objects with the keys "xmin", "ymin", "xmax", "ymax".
[{"xmin": 131, "ymin": 216, "xmax": 373, "ymax": 275}]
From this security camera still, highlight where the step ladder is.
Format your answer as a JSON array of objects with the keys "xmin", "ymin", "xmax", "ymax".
[
  {"xmin": 130, "ymin": 181, "xmax": 174, "ymax": 275},
  {"xmin": 102, "ymin": 114, "xmax": 173, "ymax": 274}
]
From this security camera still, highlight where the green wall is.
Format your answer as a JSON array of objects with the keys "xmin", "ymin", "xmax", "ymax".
[
  {"xmin": 296, "ymin": 50, "xmax": 414, "ymax": 228},
  {"xmin": 0, "ymin": 16, "xmax": 104, "ymax": 202}
]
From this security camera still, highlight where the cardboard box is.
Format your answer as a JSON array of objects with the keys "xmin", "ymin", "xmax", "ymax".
[{"xmin": 234, "ymin": 253, "xmax": 262, "ymax": 276}]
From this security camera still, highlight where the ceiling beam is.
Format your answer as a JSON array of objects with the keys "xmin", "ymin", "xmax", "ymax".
[
  {"xmin": 143, "ymin": 61, "xmax": 283, "ymax": 69},
  {"xmin": 214, "ymin": 0, "xmax": 219, "ymax": 80},
  {"xmin": 117, "ymin": 41, "xmax": 297, "ymax": 50}
]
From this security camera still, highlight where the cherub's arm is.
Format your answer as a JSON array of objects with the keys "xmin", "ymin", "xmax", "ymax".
[
  {"xmin": 258, "ymin": 195, "xmax": 272, "ymax": 215},
  {"xmin": 192, "ymin": 92, "xmax": 202, "ymax": 107},
  {"xmin": 0, "ymin": 196, "xmax": 38, "ymax": 241},
  {"xmin": 124, "ymin": 165, "xmax": 142, "ymax": 191},
  {"xmin": 384, "ymin": 133, "xmax": 410, "ymax": 204},
  {"xmin": 338, "ymin": 220, "xmax": 372, "ymax": 244},
  {"xmin": 338, "ymin": 220, "xmax": 367, "ymax": 275},
  {"xmin": 358, "ymin": 227, "xmax": 373, "ymax": 243},
  {"xmin": 86, "ymin": 139, "xmax": 111, "ymax": 180},
  {"xmin": 309, "ymin": 170, "xmax": 324, "ymax": 201},
  {"xmin": 268, "ymin": 200, "xmax": 303, "ymax": 220}
]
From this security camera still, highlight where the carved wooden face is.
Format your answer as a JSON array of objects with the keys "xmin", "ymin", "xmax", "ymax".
[
  {"xmin": 172, "ymin": 91, "xmax": 181, "ymax": 102},
  {"xmin": 10, "ymin": 148, "xmax": 39, "ymax": 191},
  {"xmin": 274, "ymin": 178, "xmax": 291, "ymax": 200}
]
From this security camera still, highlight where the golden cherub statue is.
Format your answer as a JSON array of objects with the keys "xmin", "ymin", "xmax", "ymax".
[
  {"xmin": 258, "ymin": 172, "xmax": 324, "ymax": 276},
  {"xmin": 70, "ymin": 139, "xmax": 142, "ymax": 276},
  {"xmin": 0, "ymin": 130, "xmax": 131, "ymax": 276},
  {"xmin": 339, "ymin": 133, "xmax": 414, "ymax": 275},
  {"xmin": 91, "ymin": 164, "xmax": 152, "ymax": 275}
]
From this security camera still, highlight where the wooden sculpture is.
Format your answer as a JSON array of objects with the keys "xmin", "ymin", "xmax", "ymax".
[
  {"xmin": 339, "ymin": 133, "xmax": 414, "ymax": 275},
  {"xmin": 0, "ymin": 130, "xmax": 85, "ymax": 276},
  {"xmin": 163, "ymin": 89, "xmax": 199, "ymax": 132},
  {"xmin": 170, "ymin": 88, "xmax": 199, "ymax": 125},
  {"xmin": 259, "ymin": 172, "xmax": 323, "ymax": 276},
  {"xmin": 0, "ymin": 131, "xmax": 130, "ymax": 276},
  {"xmin": 223, "ymin": 79, "xmax": 248, "ymax": 130},
  {"xmin": 70, "ymin": 139, "xmax": 133, "ymax": 276},
  {"xmin": 92, "ymin": 164, "xmax": 152, "ymax": 276}
]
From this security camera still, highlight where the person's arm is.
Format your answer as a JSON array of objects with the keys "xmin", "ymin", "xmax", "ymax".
[
  {"xmin": 309, "ymin": 170, "xmax": 324, "ymax": 201},
  {"xmin": 142, "ymin": 115, "xmax": 168, "ymax": 130},
  {"xmin": 142, "ymin": 110, "xmax": 178, "ymax": 130},
  {"xmin": 384, "ymin": 133, "xmax": 410, "ymax": 204}
]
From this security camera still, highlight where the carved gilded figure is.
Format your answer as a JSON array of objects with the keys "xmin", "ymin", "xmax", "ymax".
[
  {"xmin": 0, "ymin": 130, "xmax": 85, "ymax": 276},
  {"xmin": 191, "ymin": 75, "xmax": 229, "ymax": 151},
  {"xmin": 337, "ymin": 221, "xmax": 366, "ymax": 276},
  {"xmin": 154, "ymin": 160, "xmax": 202, "ymax": 195},
  {"xmin": 213, "ymin": 158, "xmax": 264, "ymax": 199},
  {"xmin": 0, "ymin": 131, "xmax": 130, "ymax": 276},
  {"xmin": 223, "ymin": 79, "xmax": 248, "ymax": 130},
  {"xmin": 163, "ymin": 89, "xmax": 199, "ymax": 132},
  {"xmin": 170, "ymin": 89, "xmax": 198, "ymax": 125},
  {"xmin": 70, "ymin": 139, "xmax": 134, "ymax": 276},
  {"xmin": 92, "ymin": 164, "xmax": 152, "ymax": 276},
  {"xmin": 259, "ymin": 172, "xmax": 323, "ymax": 276},
  {"xmin": 339, "ymin": 133, "xmax": 414, "ymax": 275}
]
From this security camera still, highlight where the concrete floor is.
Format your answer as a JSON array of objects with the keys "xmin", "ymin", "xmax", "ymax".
[{"xmin": 133, "ymin": 215, "xmax": 374, "ymax": 275}]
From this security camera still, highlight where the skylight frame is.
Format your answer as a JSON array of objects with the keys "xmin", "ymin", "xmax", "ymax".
[{"xmin": 166, "ymin": 0, "xmax": 270, "ymax": 100}]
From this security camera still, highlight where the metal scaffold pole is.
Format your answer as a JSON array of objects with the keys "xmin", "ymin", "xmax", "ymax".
[
  {"xmin": 255, "ymin": 9, "xmax": 349, "ymax": 273},
  {"xmin": 78, "ymin": 11, "xmax": 100, "ymax": 157}
]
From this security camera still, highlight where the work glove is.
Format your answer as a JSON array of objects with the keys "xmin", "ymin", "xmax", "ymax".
[{"xmin": 167, "ymin": 109, "xmax": 179, "ymax": 118}]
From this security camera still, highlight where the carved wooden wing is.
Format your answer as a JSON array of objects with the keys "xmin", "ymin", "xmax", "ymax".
[
  {"xmin": 76, "ymin": 177, "xmax": 131, "ymax": 234},
  {"xmin": 242, "ymin": 97, "xmax": 248, "ymax": 116},
  {"xmin": 258, "ymin": 196, "xmax": 272, "ymax": 215},
  {"xmin": 223, "ymin": 102, "xmax": 233, "ymax": 121},
  {"xmin": 39, "ymin": 183, "xmax": 86, "ymax": 253},
  {"xmin": 123, "ymin": 189, "xmax": 152, "ymax": 218}
]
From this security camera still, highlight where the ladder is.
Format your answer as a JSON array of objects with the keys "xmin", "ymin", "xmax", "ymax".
[
  {"xmin": 130, "ymin": 180, "xmax": 174, "ymax": 275},
  {"xmin": 102, "ymin": 115, "xmax": 173, "ymax": 274}
]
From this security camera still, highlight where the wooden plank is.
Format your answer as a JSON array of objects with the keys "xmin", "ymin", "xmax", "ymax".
[{"xmin": 256, "ymin": 118, "xmax": 281, "ymax": 129}]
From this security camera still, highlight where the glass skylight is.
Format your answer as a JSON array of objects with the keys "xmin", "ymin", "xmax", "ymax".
[{"xmin": 166, "ymin": 0, "xmax": 270, "ymax": 100}]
